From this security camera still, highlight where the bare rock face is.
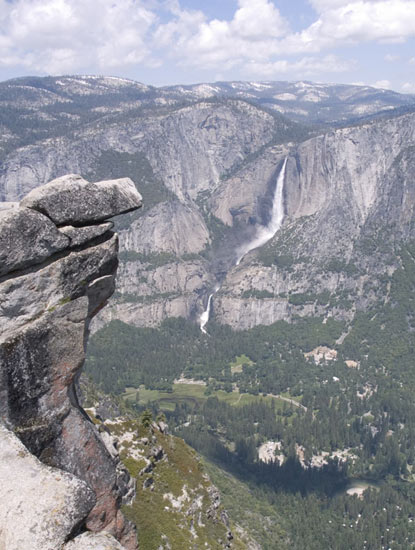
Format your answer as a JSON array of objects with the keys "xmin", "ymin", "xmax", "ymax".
[
  {"xmin": 60, "ymin": 221, "xmax": 114, "ymax": 248},
  {"xmin": 122, "ymin": 200, "xmax": 210, "ymax": 256},
  {"xmin": 0, "ymin": 98, "xmax": 281, "ymax": 329},
  {"xmin": 0, "ymin": 424, "xmax": 95, "ymax": 550},
  {"xmin": 5, "ymin": 80, "xmax": 415, "ymax": 333},
  {"xmin": 64, "ymin": 531, "xmax": 127, "ymax": 550},
  {"xmin": 0, "ymin": 175, "xmax": 142, "ymax": 549},
  {"xmin": 214, "ymin": 112, "xmax": 415, "ymax": 329},
  {"xmin": 0, "ymin": 206, "xmax": 69, "ymax": 276}
]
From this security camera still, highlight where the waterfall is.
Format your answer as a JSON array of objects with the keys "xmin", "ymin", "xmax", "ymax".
[
  {"xmin": 200, "ymin": 293, "xmax": 214, "ymax": 334},
  {"xmin": 236, "ymin": 157, "xmax": 287, "ymax": 265},
  {"xmin": 199, "ymin": 157, "xmax": 287, "ymax": 334}
]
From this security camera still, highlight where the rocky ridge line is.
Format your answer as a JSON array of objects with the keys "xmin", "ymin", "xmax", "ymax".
[{"xmin": 0, "ymin": 174, "xmax": 142, "ymax": 550}]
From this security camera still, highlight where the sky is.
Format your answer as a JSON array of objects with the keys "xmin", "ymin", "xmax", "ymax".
[{"xmin": 1, "ymin": 0, "xmax": 415, "ymax": 92}]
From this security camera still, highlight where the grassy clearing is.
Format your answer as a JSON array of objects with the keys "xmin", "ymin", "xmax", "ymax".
[
  {"xmin": 280, "ymin": 391, "xmax": 303, "ymax": 403},
  {"xmin": 124, "ymin": 383, "xmax": 288, "ymax": 412},
  {"xmin": 230, "ymin": 353, "xmax": 254, "ymax": 366}
]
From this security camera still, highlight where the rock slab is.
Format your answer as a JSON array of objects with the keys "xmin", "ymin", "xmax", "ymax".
[
  {"xmin": 64, "ymin": 531, "xmax": 126, "ymax": 550},
  {"xmin": 0, "ymin": 207, "xmax": 69, "ymax": 277},
  {"xmin": 60, "ymin": 221, "xmax": 114, "ymax": 248},
  {"xmin": 21, "ymin": 174, "xmax": 143, "ymax": 225}
]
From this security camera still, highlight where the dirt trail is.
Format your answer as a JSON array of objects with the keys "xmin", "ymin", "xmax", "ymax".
[{"xmin": 268, "ymin": 393, "xmax": 308, "ymax": 412}]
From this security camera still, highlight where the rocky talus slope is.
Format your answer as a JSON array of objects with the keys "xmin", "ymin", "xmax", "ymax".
[
  {"xmin": 0, "ymin": 174, "xmax": 142, "ymax": 549},
  {"xmin": 81, "ymin": 404, "xmax": 240, "ymax": 550}
]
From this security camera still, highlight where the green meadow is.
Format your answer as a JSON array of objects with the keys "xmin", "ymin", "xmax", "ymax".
[{"xmin": 123, "ymin": 383, "xmax": 290, "ymax": 412}]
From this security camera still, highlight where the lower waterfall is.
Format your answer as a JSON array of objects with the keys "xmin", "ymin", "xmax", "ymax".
[{"xmin": 200, "ymin": 293, "xmax": 214, "ymax": 334}]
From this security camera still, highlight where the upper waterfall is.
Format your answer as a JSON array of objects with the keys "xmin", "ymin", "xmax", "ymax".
[
  {"xmin": 236, "ymin": 157, "xmax": 287, "ymax": 265},
  {"xmin": 199, "ymin": 157, "xmax": 287, "ymax": 334}
]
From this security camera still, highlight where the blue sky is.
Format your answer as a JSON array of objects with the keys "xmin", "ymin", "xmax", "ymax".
[{"xmin": 0, "ymin": 0, "xmax": 415, "ymax": 92}]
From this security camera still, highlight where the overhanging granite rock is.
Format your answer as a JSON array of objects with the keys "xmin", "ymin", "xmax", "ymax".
[
  {"xmin": 0, "ymin": 174, "xmax": 142, "ymax": 549},
  {"xmin": 60, "ymin": 221, "xmax": 114, "ymax": 248},
  {"xmin": 21, "ymin": 174, "xmax": 142, "ymax": 225}
]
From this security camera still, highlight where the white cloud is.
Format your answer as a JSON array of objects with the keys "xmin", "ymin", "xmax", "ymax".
[
  {"xmin": 154, "ymin": 0, "xmax": 289, "ymax": 69},
  {"xmin": 402, "ymin": 82, "xmax": 415, "ymax": 92},
  {"xmin": 373, "ymin": 79, "xmax": 392, "ymax": 88},
  {"xmin": 409, "ymin": 57, "xmax": 415, "ymax": 64},
  {"xmin": 1, "ymin": 0, "xmax": 415, "ymax": 82},
  {"xmin": 385, "ymin": 54, "xmax": 400, "ymax": 62},
  {"xmin": 0, "ymin": 0, "xmax": 159, "ymax": 74},
  {"xmin": 286, "ymin": 1, "xmax": 415, "ymax": 55},
  {"xmin": 231, "ymin": 0, "xmax": 289, "ymax": 40},
  {"xmin": 155, "ymin": 0, "xmax": 415, "ymax": 76},
  {"xmin": 247, "ymin": 55, "xmax": 355, "ymax": 78},
  {"xmin": 309, "ymin": 0, "xmax": 388, "ymax": 11},
  {"xmin": 308, "ymin": 0, "xmax": 355, "ymax": 11}
]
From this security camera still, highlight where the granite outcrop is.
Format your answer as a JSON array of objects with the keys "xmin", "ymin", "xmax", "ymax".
[{"xmin": 0, "ymin": 174, "xmax": 142, "ymax": 549}]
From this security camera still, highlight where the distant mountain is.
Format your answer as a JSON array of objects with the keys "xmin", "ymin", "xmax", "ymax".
[{"xmin": 161, "ymin": 80, "xmax": 415, "ymax": 124}]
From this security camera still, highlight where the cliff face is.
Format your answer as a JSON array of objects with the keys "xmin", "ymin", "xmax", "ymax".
[
  {"xmin": 2, "ymin": 77, "xmax": 415, "ymax": 332},
  {"xmin": 0, "ymin": 174, "xmax": 142, "ymax": 549},
  {"xmin": 213, "ymin": 112, "xmax": 415, "ymax": 329},
  {"xmin": 0, "ymin": 96, "xmax": 292, "ymax": 330}
]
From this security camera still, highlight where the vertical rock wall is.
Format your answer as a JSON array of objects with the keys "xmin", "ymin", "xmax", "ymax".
[{"xmin": 0, "ymin": 174, "xmax": 142, "ymax": 549}]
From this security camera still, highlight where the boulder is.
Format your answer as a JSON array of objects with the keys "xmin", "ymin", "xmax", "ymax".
[
  {"xmin": 21, "ymin": 174, "xmax": 142, "ymax": 225},
  {"xmin": 64, "ymin": 532, "xmax": 126, "ymax": 550},
  {"xmin": 0, "ymin": 207, "xmax": 69, "ymax": 277},
  {"xmin": 0, "ymin": 424, "xmax": 95, "ymax": 550}
]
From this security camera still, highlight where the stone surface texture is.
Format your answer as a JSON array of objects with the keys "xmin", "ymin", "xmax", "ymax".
[
  {"xmin": 0, "ymin": 424, "xmax": 95, "ymax": 550},
  {"xmin": 0, "ymin": 206, "xmax": 69, "ymax": 276},
  {"xmin": 64, "ymin": 531, "xmax": 126, "ymax": 550},
  {"xmin": 60, "ymin": 221, "xmax": 114, "ymax": 248},
  {"xmin": 0, "ymin": 174, "xmax": 141, "ymax": 549},
  {"xmin": 21, "ymin": 174, "xmax": 142, "ymax": 225}
]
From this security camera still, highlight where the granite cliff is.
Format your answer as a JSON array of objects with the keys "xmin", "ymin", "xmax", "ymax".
[
  {"xmin": 0, "ymin": 174, "xmax": 142, "ymax": 549},
  {"xmin": 1, "ymin": 76, "xmax": 415, "ymax": 332},
  {"xmin": 213, "ymin": 111, "xmax": 415, "ymax": 328}
]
